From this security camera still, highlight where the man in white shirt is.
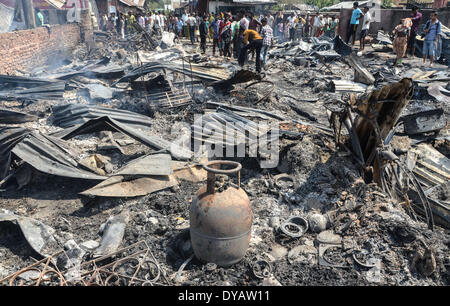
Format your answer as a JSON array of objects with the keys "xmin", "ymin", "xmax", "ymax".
[
  {"xmin": 188, "ymin": 14, "xmax": 196, "ymax": 44},
  {"xmin": 240, "ymin": 12, "xmax": 249, "ymax": 31},
  {"xmin": 312, "ymin": 15, "xmax": 323, "ymax": 37},
  {"xmin": 138, "ymin": 14, "xmax": 145, "ymax": 28},
  {"xmin": 311, "ymin": 15, "xmax": 317, "ymax": 37},
  {"xmin": 359, "ymin": 7, "xmax": 371, "ymax": 51},
  {"xmin": 288, "ymin": 13, "xmax": 296, "ymax": 41},
  {"xmin": 267, "ymin": 13, "xmax": 274, "ymax": 29},
  {"xmin": 182, "ymin": 10, "xmax": 188, "ymax": 37}
]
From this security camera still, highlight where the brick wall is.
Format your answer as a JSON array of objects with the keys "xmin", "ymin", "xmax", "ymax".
[{"xmin": 0, "ymin": 24, "xmax": 81, "ymax": 75}]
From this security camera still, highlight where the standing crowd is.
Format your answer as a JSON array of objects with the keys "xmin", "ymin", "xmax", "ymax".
[
  {"xmin": 99, "ymin": 4, "xmax": 443, "ymax": 72},
  {"xmin": 347, "ymin": 2, "xmax": 441, "ymax": 67},
  {"xmin": 100, "ymin": 9, "xmax": 340, "ymax": 73}
]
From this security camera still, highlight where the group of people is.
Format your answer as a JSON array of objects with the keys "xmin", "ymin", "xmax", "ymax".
[
  {"xmin": 100, "ymin": 4, "xmax": 443, "ymax": 72},
  {"xmin": 347, "ymin": 2, "xmax": 442, "ymax": 67},
  {"xmin": 392, "ymin": 7, "xmax": 441, "ymax": 67},
  {"xmin": 252, "ymin": 12, "xmax": 340, "ymax": 43},
  {"xmin": 100, "ymin": 11, "xmax": 170, "ymax": 39},
  {"xmin": 178, "ymin": 11, "xmax": 340, "ymax": 72},
  {"xmin": 100, "ymin": 9, "xmax": 344, "ymax": 73}
]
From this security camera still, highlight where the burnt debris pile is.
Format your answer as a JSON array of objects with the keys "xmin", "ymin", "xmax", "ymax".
[{"xmin": 0, "ymin": 29, "xmax": 449, "ymax": 287}]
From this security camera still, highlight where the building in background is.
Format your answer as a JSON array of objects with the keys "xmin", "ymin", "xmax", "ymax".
[
  {"xmin": 195, "ymin": 0, "xmax": 276, "ymax": 15},
  {"xmin": 0, "ymin": 0, "xmax": 100, "ymax": 33}
]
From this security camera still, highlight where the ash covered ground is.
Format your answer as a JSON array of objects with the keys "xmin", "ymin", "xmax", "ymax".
[{"xmin": 0, "ymin": 34, "xmax": 449, "ymax": 286}]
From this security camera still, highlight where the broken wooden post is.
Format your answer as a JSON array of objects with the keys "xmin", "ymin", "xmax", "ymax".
[
  {"xmin": 346, "ymin": 53, "xmax": 375, "ymax": 85},
  {"xmin": 351, "ymin": 78, "xmax": 414, "ymax": 183}
]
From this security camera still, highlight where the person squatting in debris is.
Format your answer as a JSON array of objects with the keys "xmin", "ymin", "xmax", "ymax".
[
  {"xmin": 422, "ymin": 11, "xmax": 441, "ymax": 67},
  {"xmin": 199, "ymin": 15, "xmax": 208, "ymax": 54},
  {"xmin": 248, "ymin": 12, "xmax": 262, "ymax": 61},
  {"xmin": 393, "ymin": 18, "xmax": 411, "ymax": 67},
  {"xmin": 238, "ymin": 26, "xmax": 263, "ymax": 73},
  {"xmin": 347, "ymin": 2, "xmax": 364, "ymax": 46}
]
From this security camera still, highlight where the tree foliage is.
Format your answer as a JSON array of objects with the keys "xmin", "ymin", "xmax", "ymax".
[
  {"xmin": 382, "ymin": 0, "xmax": 393, "ymax": 8},
  {"xmin": 273, "ymin": 0, "xmax": 338, "ymax": 9},
  {"xmin": 146, "ymin": 0, "xmax": 164, "ymax": 11},
  {"xmin": 303, "ymin": 0, "xmax": 336, "ymax": 8}
]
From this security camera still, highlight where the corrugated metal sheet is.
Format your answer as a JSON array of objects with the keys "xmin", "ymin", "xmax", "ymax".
[
  {"xmin": 119, "ymin": 0, "xmax": 145, "ymax": 8},
  {"xmin": 45, "ymin": 0, "xmax": 66, "ymax": 9}
]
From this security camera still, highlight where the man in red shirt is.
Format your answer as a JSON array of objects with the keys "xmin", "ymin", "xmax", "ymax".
[
  {"xmin": 218, "ymin": 15, "xmax": 225, "ymax": 56},
  {"xmin": 407, "ymin": 6, "xmax": 422, "ymax": 57}
]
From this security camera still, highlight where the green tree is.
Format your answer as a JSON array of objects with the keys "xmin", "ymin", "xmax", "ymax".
[
  {"xmin": 146, "ymin": 0, "xmax": 164, "ymax": 11},
  {"xmin": 304, "ymin": 0, "xmax": 336, "ymax": 8},
  {"xmin": 382, "ymin": 0, "xmax": 393, "ymax": 8}
]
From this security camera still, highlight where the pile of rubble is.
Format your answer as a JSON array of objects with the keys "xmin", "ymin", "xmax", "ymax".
[{"xmin": 0, "ymin": 30, "xmax": 448, "ymax": 286}]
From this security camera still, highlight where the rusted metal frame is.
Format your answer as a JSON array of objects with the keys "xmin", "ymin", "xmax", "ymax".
[
  {"xmin": 317, "ymin": 53, "xmax": 333, "ymax": 74},
  {"xmin": 153, "ymin": 98, "xmax": 192, "ymax": 106},
  {"xmin": 147, "ymin": 93, "xmax": 191, "ymax": 101},
  {"xmin": 395, "ymin": 161, "xmax": 434, "ymax": 230},
  {"xmin": 80, "ymin": 240, "xmax": 168, "ymax": 286},
  {"xmin": 80, "ymin": 241, "xmax": 148, "ymax": 271},
  {"xmin": 244, "ymin": 80, "xmax": 275, "ymax": 104},
  {"xmin": 392, "ymin": 177, "xmax": 420, "ymax": 223},
  {"xmin": 148, "ymin": 90, "xmax": 178, "ymax": 98},
  {"xmin": 3, "ymin": 250, "xmax": 70, "ymax": 286},
  {"xmin": 378, "ymin": 151, "xmax": 392, "ymax": 198},
  {"xmin": 152, "ymin": 99, "xmax": 193, "ymax": 109},
  {"xmin": 91, "ymin": 260, "xmax": 160, "ymax": 286},
  {"xmin": 85, "ymin": 251, "xmax": 150, "ymax": 286},
  {"xmin": 342, "ymin": 105, "xmax": 365, "ymax": 167}
]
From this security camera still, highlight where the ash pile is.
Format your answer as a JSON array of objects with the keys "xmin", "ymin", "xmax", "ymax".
[{"xmin": 0, "ymin": 30, "xmax": 449, "ymax": 287}]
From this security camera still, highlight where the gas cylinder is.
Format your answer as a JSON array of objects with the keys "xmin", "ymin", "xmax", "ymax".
[{"xmin": 190, "ymin": 160, "xmax": 252, "ymax": 267}]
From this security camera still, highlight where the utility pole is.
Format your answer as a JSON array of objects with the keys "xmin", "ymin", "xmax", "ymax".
[{"xmin": 22, "ymin": 0, "xmax": 36, "ymax": 29}]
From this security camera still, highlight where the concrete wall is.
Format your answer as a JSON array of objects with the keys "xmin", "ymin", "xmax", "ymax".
[
  {"xmin": 0, "ymin": 24, "xmax": 81, "ymax": 75},
  {"xmin": 339, "ymin": 8, "xmax": 450, "ymax": 41}
]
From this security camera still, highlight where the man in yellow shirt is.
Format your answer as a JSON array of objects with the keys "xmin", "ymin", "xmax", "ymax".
[
  {"xmin": 127, "ymin": 11, "xmax": 136, "ymax": 34},
  {"xmin": 238, "ymin": 27, "xmax": 263, "ymax": 72}
]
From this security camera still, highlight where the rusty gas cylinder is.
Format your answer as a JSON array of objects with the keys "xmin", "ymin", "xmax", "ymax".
[{"xmin": 190, "ymin": 160, "xmax": 252, "ymax": 267}]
